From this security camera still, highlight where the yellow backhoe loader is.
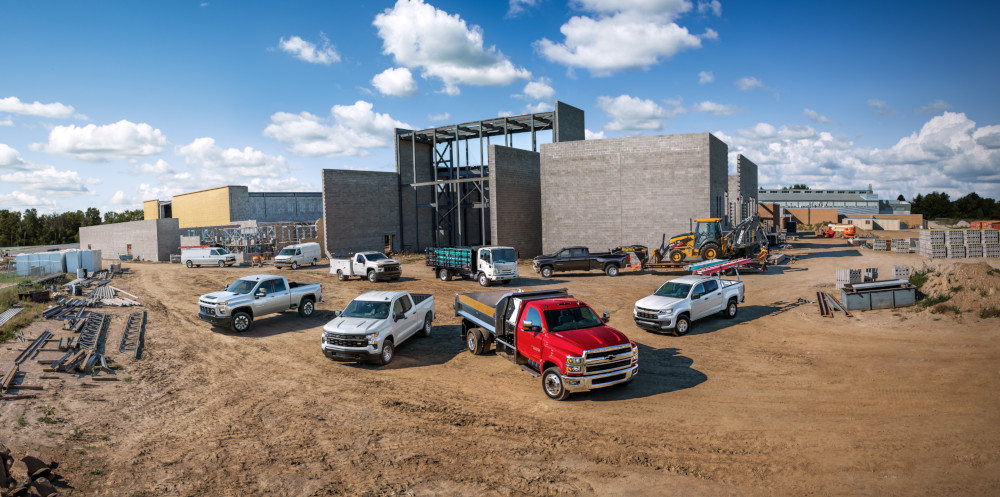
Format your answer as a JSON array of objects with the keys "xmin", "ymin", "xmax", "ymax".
[{"xmin": 652, "ymin": 216, "xmax": 769, "ymax": 264}]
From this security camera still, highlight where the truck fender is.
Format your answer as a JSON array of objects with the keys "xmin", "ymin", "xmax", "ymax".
[{"xmin": 231, "ymin": 306, "xmax": 253, "ymax": 318}]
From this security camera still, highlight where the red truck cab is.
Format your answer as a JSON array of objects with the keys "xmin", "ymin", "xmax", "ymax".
[{"xmin": 456, "ymin": 288, "xmax": 638, "ymax": 400}]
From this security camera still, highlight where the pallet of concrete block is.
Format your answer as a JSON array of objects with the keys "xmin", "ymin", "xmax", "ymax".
[
  {"xmin": 892, "ymin": 239, "xmax": 909, "ymax": 253},
  {"xmin": 964, "ymin": 229, "xmax": 982, "ymax": 245},
  {"xmin": 947, "ymin": 230, "xmax": 965, "ymax": 244},
  {"xmin": 893, "ymin": 264, "xmax": 910, "ymax": 280},
  {"xmin": 864, "ymin": 267, "xmax": 878, "ymax": 282},
  {"xmin": 872, "ymin": 239, "xmax": 888, "ymax": 251},
  {"xmin": 947, "ymin": 245, "xmax": 966, "ymax": 258},
  {"xmin": 836, "ymin": 268, "xmax": 862, "ymax": 289},
  {"xmin": 984, "ymin": 229, "xmax": 1000, "ymax": 244},
  {"xmin": 966, "ymin": 244, "xmax": 984, "ymax": 258},
  {"xmin": 986, "ymin": 243, "xmax": 1000, "ymax": 258}
]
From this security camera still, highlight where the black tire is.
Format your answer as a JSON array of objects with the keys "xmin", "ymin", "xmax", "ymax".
[
  {"xmin": 542, "ymin": 366, "xmax": 569, "ymax": 401},
  {"xmin": 313, "ymin": 259, "xmax": 318, "ymax": 266},
  {"xmin": 723, "ymin": 299, "xmax": 738, "ymax": 319},
  {"xmin": 186, "ymin": 260, "xmax": 193, "ymax": 268},
  {"xmin": 419, "ymin": 314, "xmax": 432, "ymax": 337},
  {"xmin": 668, "ymin": 250, "xmax": 684, "ymax": 263},
  {"xmin": 291, "ymin": 261, "xmax": 298, "ymax": 270},
  {"xmin": 368, "ymin": 270, "xmax": 378, "ymax": 283},
  {"xmin": 540, "ymin": 266, "xmax": 554, "ymax": 278},
  {"xmin": 672, "ymin": 315, "xmax": 691, "ymax": 337},
  {"xmin": 439, "ymin": 268, "xmax": 452, "ymax": 281},
  {"xmin": 231, "ymin": 311, "xmax": 253, "ymax": 333},
  {"xmin": 196, "ymin": 264, "xmax": 201, "ymax": 268},
  {"xmin": 605, "ymin": 264, "xmax": 619, "ymax": 277},
  {"xmin": 218, "ymin": 260, "xmax": 225, "ymax": 268},
  {"xmin": 298, "ymin": 298, "xmax": 315, "ymax": 317},
  {"xmin": 466, "ymin": 328, "xmax": 485, "ymax": 355},
  {"xmin": 478, "ymin": 272, "xmax": 490, "ymax": 287},
  {"xmin": 378, "ymin": 339, "xmax": 394, "ymax": 365},
  {"xmin": 701, "ymin": 243, "xmax": 720, "ymax": 261},
  {"xmin": 337, "ymin": 269, "xmax": 347, "ymax": 282}
]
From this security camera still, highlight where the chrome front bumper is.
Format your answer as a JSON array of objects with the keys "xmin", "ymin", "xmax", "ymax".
[{"xmin": 561, "ymin": 364, "xmax": 638, "ymax": 393}]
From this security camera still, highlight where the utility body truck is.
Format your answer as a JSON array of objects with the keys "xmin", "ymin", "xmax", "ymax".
[
  {"xmin": 633, "ymin": 274, "xmax": 744, "ymax": 336},
  {"xmin": 274, "ymin": 242, "xmax": 322, "ymax": 269},
  {"xmin": 198, "ymin": 275, "xmax": 323, "ymax": 332},
  {"xmin": 455, "ymin": 288, "xmax": 638, "ymax": 400},
  {"xmin": 321, "ymin": 291, "xmax": 434, "ymax": 365},
  {"xmin": 425, "ymin": 246, "xmax": 518, "ymax": 286},
  {"xmin": 330, "ymin": 252, "xmax": 401, "ymax": 282},
  {"xmin": 532, "ymin": 247, "xmax": 630, "ymax": 278}
]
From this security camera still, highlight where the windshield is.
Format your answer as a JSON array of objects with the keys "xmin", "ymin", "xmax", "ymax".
[
  {"xmin": 492, "ymin": 248, "xmax": 516, "ymax": 263},
  {"xmin": 278, "ymin": 248, "xmax": 295, "ymax": 256},
  {"xmin": 366, "ymin": 253, "xmax": 388, "ymax": 261},
  {"xmin": 226, "ymin": 280, "xmax": 257, "ymax": 294},
  {"xmin": 341, "ymin": 300, "xmax": 391, "ymax": 319},
  {"xmin": 654, "ymin": 282, "xmax": 692, "ymax": 299},
  {"xmin": 215, "ymin": 248, "xmax": 230, "ymax": 255},
  {"xmin": 543, "ymin": 306, "xmax": 604, "ymax": 333}
]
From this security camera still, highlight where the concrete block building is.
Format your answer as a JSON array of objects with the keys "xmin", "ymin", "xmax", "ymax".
[
  {"xmin": 144, "ymin": 186, "xmax": 322, "ymax": 228},
  {"xmin": 79, "ymin": 218, "xmax": 181, "ymax": 262}
]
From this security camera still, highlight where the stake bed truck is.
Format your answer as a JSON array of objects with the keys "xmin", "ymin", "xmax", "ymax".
[{"xmin": 198, "ymin": 275, "xmax": 323, "ymax": 332}]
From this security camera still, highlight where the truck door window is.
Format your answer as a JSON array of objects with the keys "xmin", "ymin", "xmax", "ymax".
[
  {"xmin": 556, "ymin": 250, "xmax": 569, "ymax": 259},
  {"xmin": 703, "ymin": 280, "xmax": 719, "ymax": 293},
  {"xmin": 392, "ymin": 298, "xmax": 405, "ymax": 316},
  {"xmin": 480, "ymin": 249, "xmax": 491, "ymax": 264},
  {"xmin": 270, "ymin": 278, "xmax": 287, "ymax": 294},
  {"xmin": 356, "ymin": 254, "xmax": 364, "ymax": 264},
  {"xmin": 400, "ymin": 295, "xmax": 412, "ymax": 313},
  {"xmin": 692, "ymin": 283, "xmax": 705, "ymax": 298},
  {"xmin": 296, "ymin": 249, "xmax": 302, "ymax": 255},
  {"xmin": 523, "ymin": 307, "xmax": 542, "ymax": 330},
  {"xmin": 571, "ymin": 248, "xmax": 586, "ymax": 257}
]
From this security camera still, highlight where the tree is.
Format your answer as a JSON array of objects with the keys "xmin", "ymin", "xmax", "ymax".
[
  {"xmin": 103, "ymin": 209, "xmax": 144, "ymax": 224},
  {"xmin": 897, "ymin": 194, "xmax": 906, "ymax": 202},
  {"xmin": 782, "ymin": 184, "xmax": 810, "ymax": 190},
  {"xmin": 0, "ymin": 210, "xmax": 21, "ymax": 248},
  {"xmin": 84, "ymin": 207, "xmax": 102, "ymax": 227},
  {"xmin": 21, "ymin": 208, "xmax": 42, "ymax": 246},
  {"xmin": 911, "ymin": 192, "xmax": 953, "ymax": 219}
]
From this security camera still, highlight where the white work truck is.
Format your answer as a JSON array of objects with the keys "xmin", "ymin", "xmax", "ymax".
[
  {"xmin": 633, "ymin": 274, "xmax": 744, "ymax": 336},
  {"xmin": 274, "ymin": 242, "xmax": 321, "ymax": 269},
  {"xmin": 198, "ymin": 275, "xmax": 323, "ymax": 332},
  {"xmin": 330, "ymin": 252, "xmax": 401, "ymax": 282},
  {"xmin": 321, "ymin": 291, "xmax": 434, "ymax": 365}
]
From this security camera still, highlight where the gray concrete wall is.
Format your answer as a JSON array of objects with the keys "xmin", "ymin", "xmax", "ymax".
[
  {"xmin": 540, "ymin": 132, "xmax": 723, "ymax": 254},
  {"xmin": 737, "ymin": 154, "xmax": 759, "ymax": 203},
  {"xmin": 229, "ymin": 185, "xmax": 322, "ymax": 224},
  {"xmin": 727, "ymin": 154, "xmax": 759, "ymax": 225},
  {"xmin": 489, "ymin": 145, "xmax": 542, "ymax": 258},
  {"xmin": 554, "ymin": 101, "xmax": 585, "ymax": 142},
  {"xmin": 79, "ymin": 218, "xmax": 180, "ymax": 262},
  {"xmin": 322, "ymin": 169, "xmax": 400, "ymax": 257},
  {"xmin": 396, "ymin": 132, "xmax": 435, "ymax": 252}
]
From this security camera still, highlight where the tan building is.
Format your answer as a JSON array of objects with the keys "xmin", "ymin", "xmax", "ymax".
[{"xmin": 143, "ymin": 186, "xmax": 322, "ymax": 229}]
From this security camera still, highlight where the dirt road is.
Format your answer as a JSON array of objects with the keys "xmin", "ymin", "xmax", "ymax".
[{"xmin": 2, "ymin": 236, "xmax": 999, "ymax": 496}]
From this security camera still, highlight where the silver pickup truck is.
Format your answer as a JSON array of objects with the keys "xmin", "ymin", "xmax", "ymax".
[
  {"xmin": 321, "ymin": 291, "xmax": 433, "ymax": 365},
  {"xmin": 198, "ymin": 275, "xmax": 323, "ymax": 332},
  {"xmin": 633, "ymin": 274, "xmax": 744, "ymax": 336}
]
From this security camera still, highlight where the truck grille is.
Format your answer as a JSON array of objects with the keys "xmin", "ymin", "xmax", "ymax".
[
  {"xmin": 583, "ymin": 345, "xmax": 633, "ymax": 375},
  {"xmin": 200, "ymin": 305, "xmax": 215, "ymax": 315},
  {"xmin": 324, "ymin": 332, "xmax": 367, "ymax": 348},
  {"xmin": 635, "ymin": 307, "xmax": 659, "ymax": 320},
  {"xmin": 383, "ymin": 264, "xmax": 400, "ymax": 272}
]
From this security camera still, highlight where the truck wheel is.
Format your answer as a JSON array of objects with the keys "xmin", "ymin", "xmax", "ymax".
[
  {"xmin": 478, "ymin": 272, "xmax": 490, "ymax": 287},
  {"xmin": 368, "ymin": 270, "xmax": 378, "ymax": 283},
  {"xmin": 467, "ymin": 328, "xmax": 485, "ymax": 355},
  {"xmin": 673, "ymin": 315, "xmax": 691, "ymax": 337},
  {"xmin": 542, "ymin": 367, "xmax": 569, "ymax": 401},
  {"xmin": 419, "ymin": 314, "xmax": 432, "ymax": 337},
  {"xmin": 186, "ymin": 260, "xmax": 193, "ymax": 268},
  {"xmin": 723, "ymin": 299, "xmax": 738, "ymax": 319},
  {"xmin": 438, "ymin": 268, "xmax": 452, "ymax": 281},
  {"xmin": 540, "ymin": 266, "xmax": 553, "ymax": 278},
  {"xmin": 298, "ymin": 298, "xmax": 315, "ymax": 317},
  {"xmin": 668, "ymin": 250, "xmax": 684, "ymax": 263},
  {"xmin": 291, "ymin": 261, "xmax": 298, "ymax": 270},
  {"xmin": 337, "ymin": 269, "xmax": 347, "ymax": 281},
  {"xmin": 378, "ymin": 339, "xmax": 394, "ymax": 365},
  {"xmin": 231, "ymin": 311, "xmax": 253, "ymax": 333},
  {"xmin": 218, "ymin": 260, "xmax": 225, "ymax": 268},
  {"xmin": 701, "ymin": 243, "xmax": 720, "ymax": 260},
  {"xmin": 313, "ymin": 258, "xmax": 318, "ymax": 266},
  {"xmin": 605, "ymin": 264, "xmax": 619, "ymax": 277}
]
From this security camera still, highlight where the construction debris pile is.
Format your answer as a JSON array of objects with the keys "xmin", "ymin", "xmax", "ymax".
[
  {"xmin": 918, "ymin": 229, "xmax": 1000, "ymax": 259},
  {"xmin": 1, "ymin": 444, "xmax": 62, "ymax": 497}
]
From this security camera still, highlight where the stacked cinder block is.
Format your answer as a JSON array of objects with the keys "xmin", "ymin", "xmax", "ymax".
[
  {"xmin": 872, "ymin": 239, "xmax": 888, "ymax": 251},
  {"xmin": 836, "ymin": 268, "xmax": 862, "ymax": 289},
  {"xmin": 892, "ymin": 239, "xmax": 909, "ymax": 253},
  {"xmin": 983, "ymin": 229, "xmax": 1000, "ymax": 257},
  {"xmin": 919, "ymin": 230, "xmax": 947, "ymax": 258},
  {"xmin": 947, "ymin": 229, "xmax": 965, "ymax": 258},
  {"xmin": 967, "ymin": 244, "xmax": 984, "ymax": 257},
  {"xmin": 864, "ymin": 267, "xmax": 878, "ymax": 282},
  {"xmin": 947, "ymin": 244, "xmax": 966, "ymax": 258},
  {"xmin": 893, "ymin": 264, "xmax": 911, "ymax": 280}
]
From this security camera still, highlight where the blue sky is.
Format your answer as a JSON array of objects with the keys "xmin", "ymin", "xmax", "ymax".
[{"xmin": 2, "ymin": 0, "xmax": 999, "ymax": 214}]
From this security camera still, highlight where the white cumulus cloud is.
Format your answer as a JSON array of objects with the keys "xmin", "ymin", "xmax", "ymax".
[
  {"xmin": 507, "ymin": 0, "xmax": 540, "ymax": 17},
  {"xmin": 247, "ymin": 177, "xmax": 317, "ymax": 192},
  {"xmin": 698, "ymin": 70, "xmax": 714, "ymax": 84},
  {"xmin": 524, "ymin": 102, "xmax": 554, "ymax": 113},
  {"xmin": 279, "ymin": 35, "xmax": 340, "ymax": 65},
  {"xmin": 697, "ymin": 0, "xmax": 721, "ymax": 16},
  {"xmin": 0, "ymin": 144, "xmax": 31, "ymax": 171},
  {"xmin": 263, "ymin": 100, "xmax": 412, "ymax": 157},
  {"xmin": 372, "ymin": 67, "xmax": 419, "ymax": 96},
  {"xmin": 373, "ymin": 0, "xmax": 531, "ymax": 95},
  {"xmin": 585, "ymin": 128, "xmax": 605, "ymax": 140},
  {"xmin": 597, "ymin": 94, "xmax": 685, "ymax": 132},
  {"xmin": 0, "ymin": 118, "xmax": 12, "ymax": 126},
  {"xmin": 0, "ymin": 191, "xmax": 58, "ymax": 210},
  {"xmin": 520, "ymin": 79, "xmax": 555, "ymax": 100},
  {"xmin": 919, "ymin": 100, "xmax": 952, "ymax": 114},
  {"xmin": 803, "ymin": 108, "xmax": 832, "ymax": 124},
  {"xmin": 691, "ymin": 101, "xmax": 740, "ymax": 115},
  {"xmin": 428, "ymin": 112, "xmax": 451, "ymax": 122},
  {"xmin": 177, "ymin": 137, "xmax": 290, "ymax": 181},
  {"xmin": 134, "ymin": 159, "xmax": 174, "ymax": 175},
  {"xmin": 735, "ymin": 76, "xmax": 764, "ymax": 91},
  {"xmin": 868, "ymin": 99, "xmax": 896, "ymax": 117},
  {"xmin": 0, "ymin": 96, "xmax": 80, "ymax": 119},
  {"xmin": 0, "ymin": 166, "xmax": 99, "ymax": 197},
  {"xmin": 36, "ymin": 120, "xmax": 168, "ymax": 161}
]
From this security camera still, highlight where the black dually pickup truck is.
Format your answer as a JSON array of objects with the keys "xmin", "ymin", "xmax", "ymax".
[{"xmin": 532, "ymin": 246, "xmax": 631, "ymax": 278}]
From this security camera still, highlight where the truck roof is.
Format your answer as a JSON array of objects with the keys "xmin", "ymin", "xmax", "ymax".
[
  {"xmin": 353, "ymin": 290, "xmax": 409, "ymax": 302},
  {"xmin": 664, "ymin": 275, "xmax": 719, "ymax": 285},
  {"xmin": 237, "ymin": 274, "xmax": 284, "ymax": 282},
  {"xmin": 529, "ymin": 296, "xmax": 591, "ymax": 312}
]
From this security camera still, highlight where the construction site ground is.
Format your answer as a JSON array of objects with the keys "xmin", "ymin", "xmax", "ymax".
[{"xmin": 2, "ymin": 234, "xmax": 999, "ymax": 496}]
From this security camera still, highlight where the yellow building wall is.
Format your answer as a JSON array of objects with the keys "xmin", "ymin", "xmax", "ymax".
[
  {"xmin": 143, "ymin": 200, "xmax": 160, "ymax": 220},
  {"xmin": 171, "ymin": 186, "xmax": 233, "ymax": 228}
]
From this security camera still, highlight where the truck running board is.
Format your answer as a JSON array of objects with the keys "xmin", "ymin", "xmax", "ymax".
[{"xmin": 519, "ymin": 365, "xmax": 541, "ymax": 377}]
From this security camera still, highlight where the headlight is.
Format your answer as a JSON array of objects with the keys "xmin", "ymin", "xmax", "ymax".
[
  {"xmin": 659, "ymin": 309, "xmax": 673, "ymax": 315},
  {"xmin": 365, "ymin": 332, "xmax": 379, "ymax": 345},
  {"xmin": 217, "ymin": 302, "xmax": 229, "ymax": 306},
  {"xmin": 566, "ymin": 356, "xmax": 583, "ymax": 364},
  {"xmin": 376, "ymin": 266, "xmax": 384, "ymax": 272},
  {"xmin": 566, "ymin": 365, "xmax": 582, "ymax": 373},
  {"xmin": 631, "ymin": 345, "xmax": 639, "ymax": 362}
]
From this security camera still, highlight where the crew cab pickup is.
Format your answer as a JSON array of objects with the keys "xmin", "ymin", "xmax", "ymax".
[
  {"xmin": 633, "ymin": 274, "xmax": 744, "ymax": 336},
  {"xmin": 198, "ymin": 275, "xmax": 323, "ymax": 332},
  {"xmin": 455, "ymin": 288, "xmax": 637, "ymax": 400},
  {"xmin": 532, "ymin": 247, "xmax": 630, "ymax": 278},
  {"xmin": 330, "ymin": 252, "xmax": 402, "ymax": 283},
  {"xmin": 321, "ymin": 291, "xmax": 434, "ymax": 365}
]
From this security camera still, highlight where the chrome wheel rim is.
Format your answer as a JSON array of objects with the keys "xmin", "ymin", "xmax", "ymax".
[
  {"xmin": 424, "ymin": 318, "xmax": 432, "ymax": 334},
  {"xmin": 543, "ymin": 373, "xmax": 562, "ymax": 396},
  {"xmin": 382, "ymin": 344, "xmax": 392, "ymax": 362},
  {"xmin": 728, "ymin": 303, "xmax": 736, "ymax": 317},
  {"xmin": 467, "ymin": 334, "xmax": 475, "ymax": 351},
  {"xmin": 678, "ymin": 320, "xmax": 688, "ymax": 334},
  {"xmin": 234, "ymin": 315, "xmax": 249, "ymax": 330},
  {"xmin": 303, "ymin": 302, "xmax": 313, "ymax": 315}
]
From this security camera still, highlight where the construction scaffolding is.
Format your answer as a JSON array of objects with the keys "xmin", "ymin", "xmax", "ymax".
[
  {"xmin": 182, "ymin": 222, "xmax": 318, "ymax": 258},
  {"xmin": 397, "ymin": 110, "xmax": 555, "ymax": 248}
]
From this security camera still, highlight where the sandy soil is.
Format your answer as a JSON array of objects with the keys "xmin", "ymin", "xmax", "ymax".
[{"xmin": 2, "ymin": 235, "xmax": 999, "ymax": 496}]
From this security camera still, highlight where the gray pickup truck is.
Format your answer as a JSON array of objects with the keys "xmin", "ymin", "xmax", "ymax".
[{"xmin": 198, "ymin": 275, "xmax": 323, "ymax": 332}]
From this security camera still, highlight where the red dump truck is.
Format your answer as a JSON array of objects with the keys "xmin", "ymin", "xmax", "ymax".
[{"xmin": 455, "ymin": 288, "xmax": 638, "ymax": 400}]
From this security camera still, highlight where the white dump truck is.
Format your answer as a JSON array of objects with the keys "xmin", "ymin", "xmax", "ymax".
[
  {"xmin": 321, "ymin": 290, "xmax": 434, "ymax": 365},
  {"xmin": 633, "ymin": 274, "xmax": 744, "ymax": 336}
]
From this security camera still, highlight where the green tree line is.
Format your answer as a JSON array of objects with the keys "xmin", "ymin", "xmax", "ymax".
[
  {"xmin": 0, "ymin": 208, "xmax": 143, "ymax": 247},
  {"xmin": 909, "ymin": 192, "xmax": 1000, "ymax": 220}
]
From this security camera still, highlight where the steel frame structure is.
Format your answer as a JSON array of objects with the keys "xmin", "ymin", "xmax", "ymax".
[{"xmin": 397, "ymin": 110, "xmax": 554, "ymax": 248}]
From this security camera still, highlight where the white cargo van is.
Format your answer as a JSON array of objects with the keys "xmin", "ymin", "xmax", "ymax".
[
  {"xmin": 182, "ymin": 246, "xmax": 236, "ymax": 268},
  {"xmin": 275, "ymin": 242, "xmax": 322, "ymax": 269}
]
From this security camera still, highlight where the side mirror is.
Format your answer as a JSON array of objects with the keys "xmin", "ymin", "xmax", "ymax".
[
  {"xmin": 255, "ymin": 289, "xmax": 267, "ymax": 299},
  {"xmin": 393, "ymin": 312, "xmax": 404, "ymax": 322},
  {"xmin": 602, "ymin": 311, "xmax": 611, "ymax": 323},
  {"xmin": 333, "ymin": 310, "xmax": 342, "ymax": 317},
  {"xmin": 691, "ymin": 293, "xmax": 702, "ymax": 300},
  {"xmin": 522, "ymin": 321, "xmax": 540, "ymax": 332}
]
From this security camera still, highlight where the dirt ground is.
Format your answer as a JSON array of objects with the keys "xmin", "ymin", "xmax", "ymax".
[{"xmin": 2, "ymin": 235, "xmax": 999, "ymax": 496}]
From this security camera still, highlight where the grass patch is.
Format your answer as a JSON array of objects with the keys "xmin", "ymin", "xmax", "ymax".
[
  {"xmin": 930, "ymin": 304, "xmax": 961, "ymax": 315},
  {"xmin": 0, "ymin": 280, "xmax": 50, "ymax": 343},
  {"xmin": 980, "ymin": 289, "xmax": 989, "ymax": 297},
  {"xmin": 987, "ymin": 267, "xmax": 1000, "ymax": 277},
  {"xmin": 909, "ymin": 267, "xmax": 935, "ymax": 290},
  {"xmin": 919, "ymin": 294, "xmax": 951, "ymax": 308},
  {"xmin": 980, "ymin": 307, "xmax": 1000, "ymax": 319},
  {"xmin": 16, "ymin": 415, "xmax": 26, "ymax": 427},
  {"xmin": 75, "ymin": 448, "xmax": 87, "ymax": 455},
  {"xmin": 71, "ymin": 426, "xmax": 84, "ymax": 440},
  {"xmin": 122, "ymin": 376, "xmax": 132, "ymax": 383},
  {"xmin": 91, "ymin": 469, "xmax": 103, "ymax": 476},
  {"xmin": 37, "ymin": 405, "xmax": 56, "ymax": 424},
  {"xmin": 950, "ymin": 285, "xmax": 964, "ymax": 293}
]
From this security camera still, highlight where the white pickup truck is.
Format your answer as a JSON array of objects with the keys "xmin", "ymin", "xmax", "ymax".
[
  {"xmin": 330, "ymin": 252, "xmax": 402, "ymax": 283},
  {"xmin": 321, "ymin": 291, "xmax": 434, "ymax": 365},
  {"xmin": 198, "ymin": 275, "xmax": 323, "ymax": 332},
  {"xmin": 633, "ymin": 274, "xmax": 744, "ymax": 336}
]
